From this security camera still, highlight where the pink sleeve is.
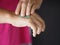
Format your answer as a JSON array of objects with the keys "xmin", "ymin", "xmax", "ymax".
[
  {"xmin": 0, "ymin": 23, "xmax": 32, "ymax": 45},
  {"xmin": 0, "ymin": 0, "xmax": 19, "ymax": 11}
]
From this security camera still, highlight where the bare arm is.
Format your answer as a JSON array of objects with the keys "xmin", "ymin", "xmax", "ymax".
[{"xmin": 0, "ymin": 8, "xmax": 45, "ymax": 37}]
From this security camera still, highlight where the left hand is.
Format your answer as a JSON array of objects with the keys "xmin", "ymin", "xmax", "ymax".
[
  {"xmin": 30, "ymin": 13, "xmax": 45, "ymax": 37},
  {"xmin": 0, "ymin": 8, "xmax": 45, "ymax": 37}
]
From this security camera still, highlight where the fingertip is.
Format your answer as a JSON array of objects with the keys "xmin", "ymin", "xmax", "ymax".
[
  {"xmin": 33, "ymin": 29, "xmax": 37, "ymax": 37},
  {"xmin": 42, "ymin": 26, "xmax": 46, "ymax": 32},
  {"xmin": 36, "ymin": 27, "xmax": 41, "ymax": 35},
  {"xmin": 26, "ymin": 9, "xmax": 30, "ymax": 16},
  {"xmin": 37, "ymin": 32, "xmax": 40, "ymax": 35},
  {"xmin": 20, "ymin": 14, "xmax": 25, "ymax": 17},
  {"xmin": 33, "ymin": 34, "xmax": 36, "ymax": 37},
  {"xmin": 31, "ymin": 10, "xmax": 34, "ymax": 14},
  {"xmin": 37, "ymin": 31, "xmax": 41, "ymax": 35},
  {"xmin": 15, "ymin": 12, "xmax": 19, "ymax": 15},
  {"xmin": 42, "ymin": 29, "xmax": 45, "ymax": 32},
  {"xmin": 26, "ymin": 13, "xmax": 30, "ymax": 16}
]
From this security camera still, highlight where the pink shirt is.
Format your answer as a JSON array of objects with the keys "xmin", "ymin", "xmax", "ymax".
[
  {"xmin": 0, "ymin": 0, "xmax": 19, "ymax": 11},
  {"xmin": 0, "ymin": 23, "xmax": 32, "ymax": 45},
  {"xmin": 0, "ymin": 0, "xmax": 32, "ymax": 45}
]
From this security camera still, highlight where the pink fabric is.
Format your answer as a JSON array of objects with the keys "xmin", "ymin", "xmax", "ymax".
[
  {"xmin": 0, "ymin": 0, "xmax": 32, "ymax": 45},
  {"xmin": 0, "ymin": 23, "xmax": 32, "ymax": 45},
  {"xmin": 0, "ymin": 0, "xmax": 19, "ymax": 11}
]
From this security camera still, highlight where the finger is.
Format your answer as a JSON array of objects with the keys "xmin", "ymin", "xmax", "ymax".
[
  {"xmin": 28, "ymin": 21, "xmax": 37, "ymax": 37},
  {"xmin": 20, "ymin": 0, "xmax": 28, "ymax": 16},
  {"xmin": 20, "ymin": 3, "xmax": 26, "ymax": 16},
  {"xmin": 41, "ymin": 21, "xmax": 45, "ymax": 32},
  {"xmin": 36, "ymin": 25, "xmax": 42, "ymax": 35},
  {"xmin": 31, "ymin": 5, "xmax": 36, "ymax": 14},
  {"xmin": 31, "ymin": 13, "xmax": 45, "ymax": 32},
  {"xmin": 31, "ymin": 0, "xmax": 43, "ymax": 14},
  {"xmin": 31, "ymin": 16, "xmax": 42, "ymax": 34},
  {"xmin": 33, "ymin": 14, "xmax": 45, "ymax": 32},
  {"xmin": 15, "ymin": 1, "xmax": 22, "ymax": 15},
  {"xmin": 26, "ymin": 3, "xmax": 32, "ymax": 16}
]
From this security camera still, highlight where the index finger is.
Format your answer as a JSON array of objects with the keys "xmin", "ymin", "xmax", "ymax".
[{"xmin": 15, "ymin": 1, "xmax": 22, "ymax": 15}]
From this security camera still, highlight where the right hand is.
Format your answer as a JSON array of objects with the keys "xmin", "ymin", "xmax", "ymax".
[{"xmin": 15, "ymin": 0, "xmax": 43, "ymax": 16}]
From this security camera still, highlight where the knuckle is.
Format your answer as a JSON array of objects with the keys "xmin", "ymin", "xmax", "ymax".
[{"xmin": 21, "ymin": 0, "xmax": 28, "ymax": 4}]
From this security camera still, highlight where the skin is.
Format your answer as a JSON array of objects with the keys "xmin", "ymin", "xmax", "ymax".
[
  {"xmin": 14, "ymin": 0, "xmax": 45, "ymax": 37},
  {"xmin": 0, "ymin": 9, "xmax": 45, "ymax": 37},
  {"xmin": 15, "ymin": 0, "xmax": 43, "ymax": 16}
]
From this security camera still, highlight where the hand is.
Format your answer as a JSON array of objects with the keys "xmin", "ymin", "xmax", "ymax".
[
  {"xmin": 0, "ymin": 9, "xmax": 45, "ymax": 37},
  {"xmin": 20, "ymin": 13, "xmax": 45, "ymax": 37},
  {"xmin": 30, "ymin": 13, "xmax": 45, "ymax": 37},
  {"xmin": 16, "ymin": 14, "xmax": 45, "ymax": 37},
  {"xmin": 15, "ymin": 0, "xmax": 43, "ymax": 16},
  {"xmin": 17, "ymin": 13, "xmax": 45, "ymax": 37},
  {"xmin": 22, "ymin": 14, "xmax": 45, "ymax": 37}
]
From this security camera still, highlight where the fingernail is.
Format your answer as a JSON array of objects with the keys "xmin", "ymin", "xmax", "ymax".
[
  {"xmin": 20, "ymin": 14, "xmax": 25, "ymax": 17},
  {"xmin": 26, "ymin": 13, "xmax": 30, "ymax": 16}
]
